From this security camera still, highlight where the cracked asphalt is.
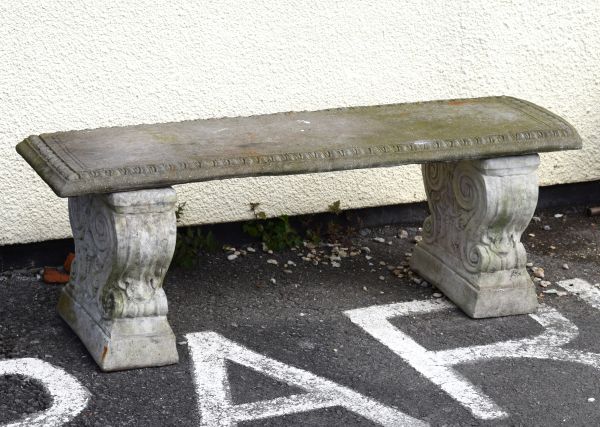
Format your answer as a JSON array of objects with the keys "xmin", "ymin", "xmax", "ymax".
[{"xmin": 1, "ymin": 206, "xmax": 599, "ymax": 426}]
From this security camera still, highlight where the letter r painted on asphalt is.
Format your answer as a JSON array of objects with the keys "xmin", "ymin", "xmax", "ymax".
[
  {"xmin": 185, "ymin": 331, "xmax": 425, "ymax": 427},
  {"xmin": 345, "ymin": 298, "xmax": 600, "ymax": 420}
]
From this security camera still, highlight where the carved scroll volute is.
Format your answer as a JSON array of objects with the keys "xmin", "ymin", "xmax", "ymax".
[
  {"xmin": 102, "ymin": 189, "xmax": 176, "ymax": 319},
  {"xmin": 473, "ymin": 167, "xmax": 538, "ymax": 272},
  {"xmin": 67, "ymin": 188, "xmax": 177, "ymax": 321},
  {"xmin": 420, "ymin": 155, "xmax": 539, "ymax": 275},
  {"xmin": 461, "ymin": 158, "xmax": 539, "ymax": 274},
  {"xmin": 452, "ymin": 162, "xmax": 492, "ymax": 273},
  {"xmin": 421, "ymin": 163, "xmax": 448, "ymax": 244},
  {"xmin": 102, "ymin": 208, "xmax": 176, "ymax": 319},
  {"xmin": 68, "ymin": 196, "xmax": 116, "ymax": 306}
]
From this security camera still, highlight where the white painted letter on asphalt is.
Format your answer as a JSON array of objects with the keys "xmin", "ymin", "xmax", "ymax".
[
  {"xmin": 345, "ymin": 299, "xmax": 600, "ymax": 420},
  {"xmin": 0, "ymin": 358, "xmax": 90, "ymax": 427},
  {"xmin": 557, "ymin": 278, "xmax": 600, "ymax": 309},
  {"xmin": 185, "ymin": 331, "xmax": 425, "ymax": 426}
]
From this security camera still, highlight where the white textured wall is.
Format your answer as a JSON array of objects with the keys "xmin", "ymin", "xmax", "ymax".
[{"xmin": 1, "ymin": 1, "xmax": 599, "ymax": 245}]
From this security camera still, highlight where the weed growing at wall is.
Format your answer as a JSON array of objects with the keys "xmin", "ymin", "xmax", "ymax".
[
  {"xmin": 172, "ymin": 200, "xmax": 360, "ymax": 265},
  {"xmin": 173, "ymin": 202, "xmax": 219, "ymax": 268},
  {"xmin": 242, "ymin": 201, "xmax": 356, "ymax": 250},
  {"xmin": 242, "ymin": 203, "xmax": 302, "ymax": 251}
]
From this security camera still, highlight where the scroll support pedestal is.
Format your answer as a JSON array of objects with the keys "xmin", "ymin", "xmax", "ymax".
[
  {"xmin": 57, "ymin": 187, "xmax": 179, "ymax": 371},
  {"xmin": 410, "ymin": 155, "xmax": 540, "ymax": 318}
]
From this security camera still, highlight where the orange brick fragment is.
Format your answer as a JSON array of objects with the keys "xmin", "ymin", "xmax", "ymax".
[
  {"xmin": 447, "ymin": 100, "xmax": 473, "ymax": 106},
  {"xmin": 43, "ymin": 267, "xmax": 70, "ymax": 284},
  {"xmin": 64, "ymin": 252, "xmax": 75, "ymax": 273}
]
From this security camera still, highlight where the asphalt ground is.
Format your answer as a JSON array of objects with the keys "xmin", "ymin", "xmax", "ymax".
[{"xmin": 1, "ymin": 207, "xmax": 599, "ymax": 426}]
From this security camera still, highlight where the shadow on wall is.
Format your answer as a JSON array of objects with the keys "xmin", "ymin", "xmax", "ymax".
[{"xmin": 1, "ymin": 180, "xmax": 599, "ymax": 271}]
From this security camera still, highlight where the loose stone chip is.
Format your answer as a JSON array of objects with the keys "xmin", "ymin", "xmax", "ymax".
[{"xmin": 531, "ymin": 267, "xmax": 545, "ymax": 279}]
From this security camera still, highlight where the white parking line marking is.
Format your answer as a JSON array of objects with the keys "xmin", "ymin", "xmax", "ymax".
[
  {"xmin": 345, "ymin": 300, "xmax": 600, "ymax": 420},
  {"xmin": 556, "ymin": 278, "xmax": 600, "ymax": 308},
  {"xmin": 0, "ymin": 358, "xmax": 89, "ymax": 427},
  {"xmin": 186, "ymin": 331, "xmax": 426, "ymax": 427}
]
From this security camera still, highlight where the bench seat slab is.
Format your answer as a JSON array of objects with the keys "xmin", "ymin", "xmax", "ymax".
[
  {"xmin": 410, "ymin": 155, "xmax": 539, "ymax": 318},
  {"xmin": 16, "ymin": 97, "xmax": 580, "ymax": 197},
  {"xmin": 57, "ymin": 187, "xmax": 179, "ymax": 371}
]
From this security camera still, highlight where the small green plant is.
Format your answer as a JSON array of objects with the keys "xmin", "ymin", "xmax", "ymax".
[
  {"xmin": 304, "ymin": 227, "xmax": 322, "ymax": 245},
  {"xmin": 328, "ymin": 200, "xmax": 342, "ymax": 215},
  {"xmin": 242, "ymin": 203, "xmax": 302, "ymax": 251},
  {"xmin": 173, "ymin": 227, "xmax": 219, "ymax": 268},
  {"xmin": 175, "ymin": 202, "xmax": 187, "ymax": 222},
  {"xmin": 172, "ymin": 202, "xmax": 219, "ymax": 268},
  {"xmin": 303, "ymin": 200, "xmax": 362, "ymax": 245}
]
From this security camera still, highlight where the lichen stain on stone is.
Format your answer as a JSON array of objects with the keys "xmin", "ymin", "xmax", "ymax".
[
  {"xmin": 148, "ymin": 132, "xmax": 179, "ymax": 144},
  {"xmin": 57, "ymin": 293, "xmax": 76, "ymax": 324}
]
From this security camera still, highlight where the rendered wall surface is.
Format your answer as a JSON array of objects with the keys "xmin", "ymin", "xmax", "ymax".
[{"xmin": 1, "ymin": 1, "xmax": 599, "ymax": 245}]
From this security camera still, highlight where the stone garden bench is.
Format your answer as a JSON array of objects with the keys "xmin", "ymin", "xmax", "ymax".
[{"xmin": 16, "ymin": 97, "xmax": 581, "ymax": 371}]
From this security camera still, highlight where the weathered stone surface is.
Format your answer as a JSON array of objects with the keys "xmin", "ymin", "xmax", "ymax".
[
  {"xmin": 57, "ymin": 187, "xmax": 179, "ymax": 371},
  {"xmin": 14, "ymin": 97, "xmax": 584, "ymax": 369},
  {"xmin": 16, "ymin": 97, "xmax": 580, "ymax": 197},
  {"xmin": 410, "ymin": 154, "xmax": 540, "ymax": 318}
]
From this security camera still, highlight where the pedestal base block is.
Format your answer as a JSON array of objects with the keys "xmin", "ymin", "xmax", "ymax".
[
  {"xmin": 411, "ymin": 245, "xmax": 538, "ymax": 318},
  {"xmin": 58, "ymin": 290, "xmax": 178, "ymax": 371}
]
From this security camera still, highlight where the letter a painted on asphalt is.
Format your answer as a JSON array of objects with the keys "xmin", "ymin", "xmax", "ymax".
[{"xmin": 185, "ymin": 331, "xmax": 425, "ymax": 426}]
